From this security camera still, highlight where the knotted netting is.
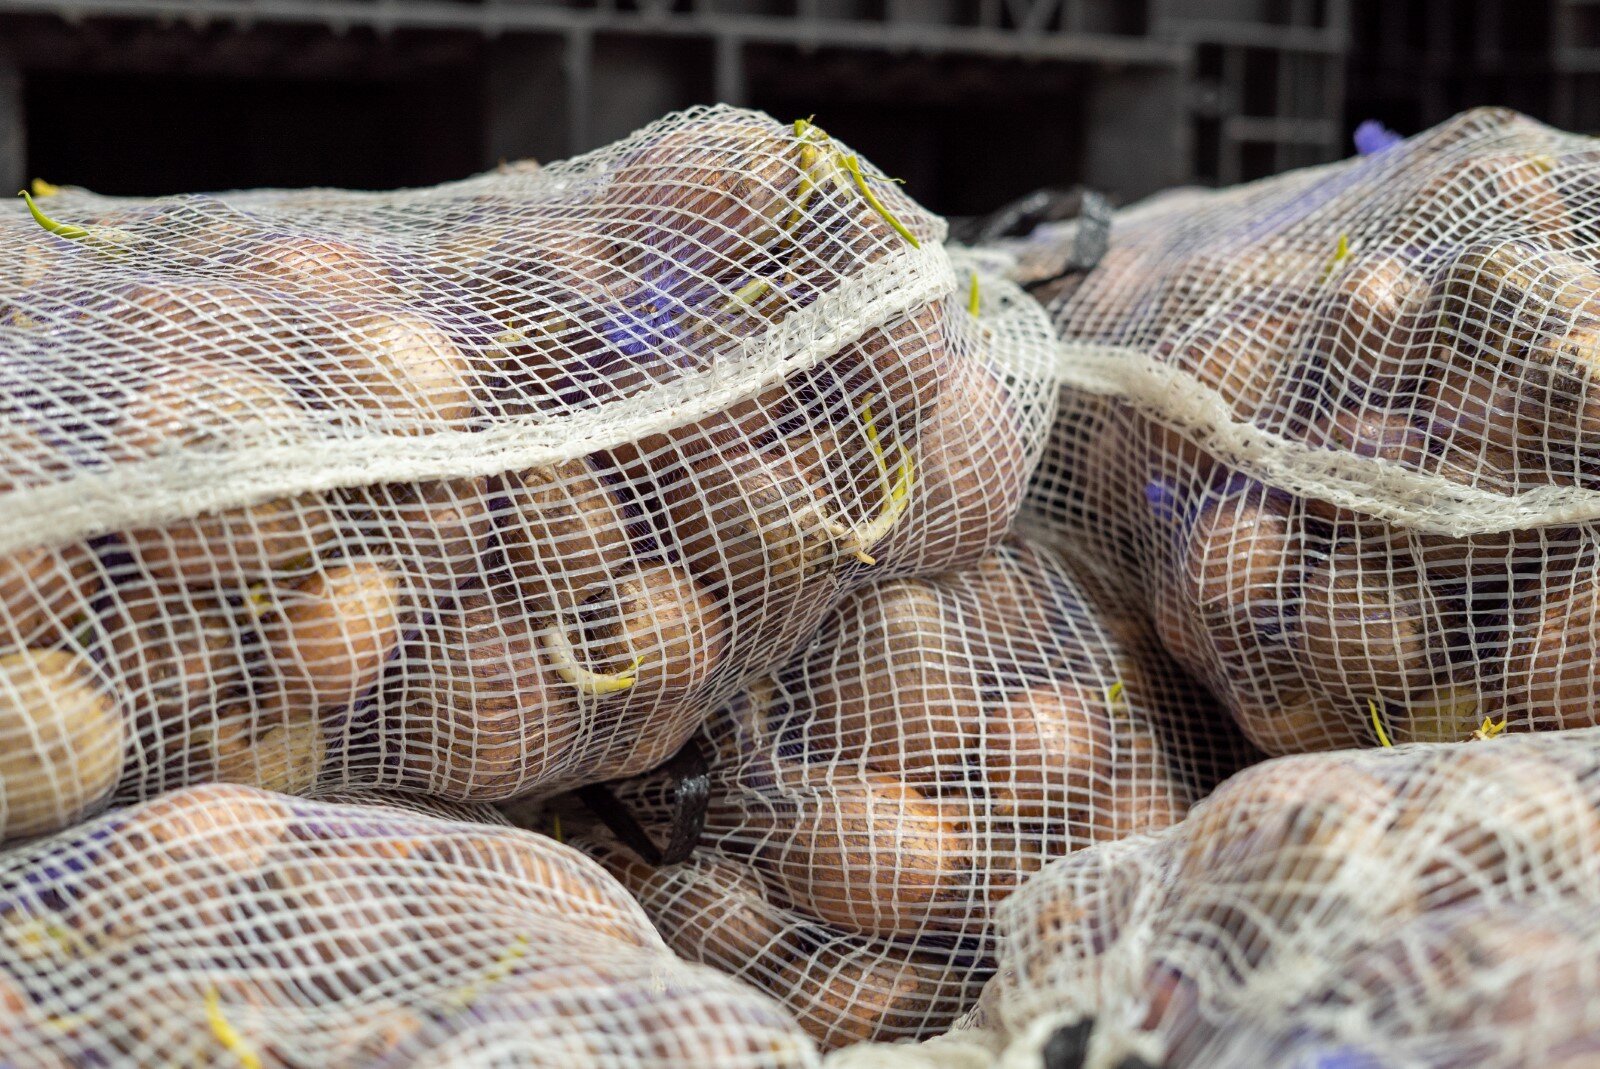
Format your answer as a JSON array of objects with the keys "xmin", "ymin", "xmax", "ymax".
[
  {"xmin": 557, "ymin": 533, "xmax": 1236, "ymax": 1052},
  {"xmin": 0, "ymin": 105, "xmax": 1058, "ymax": 842},
  {"xmin": 0, "ymin": 783, "xmax": 820, "ymax": 1067},
  {"xmin": 1013, "ymin": 107, "xmax": 1600, "ymax": 756}
]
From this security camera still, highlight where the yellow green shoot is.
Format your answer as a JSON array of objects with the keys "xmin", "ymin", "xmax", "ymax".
[
  {"xmin": 450, "ymin": 934, "xmax": 533, "ymax": 1010},
  {"xmin": 551, "ymin": 812, "xmax": 565, "ymax": 844},
  {"xmin": 30, "ymin": 179, "xmax": 60, "ymax": 198},
  {"xmin": 1368, "ymin": 699, "xmax": 1394, "ymax": 748},
  {"xmin": 1321, "ymin": 232, "xmax": 1350, "ymax": 280},
  {"xmin": 1471, "ymin": 715, "xmax": 1507, "ymax": 741},
  {"xmin": 812, "ymin": 395, "xmax": 915, "ymax": 565},
  {"xmin": 842, "ymin": 154, "xmax": 921, "ymax": 249},
  {"xmin": 13, "ymin": 917, "xmax": 89, "ymax": 960},
  {"xmin": 1105, "ymin": 680, "xmax": 1126, "ymax": 710},
  {"xmin": 19, "ymin": 190, "xmax": 91, "ymax": 241},
  {"xmin": 205, "ymin": 988, "xmax": 262, "ymax": 1069},
  {"xmin": 787, "ymin": 118, "xmax": 833, "ymax": 232},
  {"xmin": 967, "ymin": 274, "xmax": 982, "ymax": 317},
  {"xmin": 538, "ymin": 623, "xmax": 644, "ymax": 695},
  {"xmin": 719, "ymin": 277, "xmax": 774, "ymax": 316}
]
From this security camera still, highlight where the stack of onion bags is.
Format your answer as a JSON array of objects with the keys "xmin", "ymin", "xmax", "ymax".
[
  {"xmin": 936, "ymin": 730, "xmax": 1600, "ymax": 1069},
  {"xmin": 562, "ymin": 535, "xmax": 1228, "ymax": 1050},
  {"xmin": 0, "ymin": 784, "xmax": 819, "ymax": 1068},
  {"xmin": 0, "ymin": 105, "xmax": 1058, "ymax": 842},
  {"xmin": 1019, "ymin": 107, "xmax": 1600, "ymax": 757}
]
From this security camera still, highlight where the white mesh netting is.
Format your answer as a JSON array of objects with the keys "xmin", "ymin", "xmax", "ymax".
[
  {"xmin": 0, "ymin": 105, "xmax": 1059, "ymax": 841},
  {"xmin": 554, "ymin": 533, "xmax": 1237, "ymax": 1052},
  {"xmin": 1016, "ymin": 107, "xmax": 1600, "ymax": 756},
  {"xmin": 885, "ymin": 730, "xmax": 1600, "ymax": 1069},
  {"xmin": 0, "ymin": 783, "xmax": 820, "ymax": 1067}
]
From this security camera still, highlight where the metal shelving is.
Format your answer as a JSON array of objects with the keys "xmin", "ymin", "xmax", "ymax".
[{"xmin": 0, "ymin": 0, "xmax": 1359, "ymax": 206}]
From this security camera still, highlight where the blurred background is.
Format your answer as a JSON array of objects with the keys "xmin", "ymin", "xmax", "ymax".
[{"xmin": 0, "ymin": 0, "xmax": 1576, "ymax": 215}]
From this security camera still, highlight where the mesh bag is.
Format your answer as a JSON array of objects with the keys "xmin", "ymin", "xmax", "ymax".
[
  {"xmin": 558, "ymin": 533, "xmax": 1233, "ymax": 1052},
  {"xmin": 1192, "ymin": 901, "xmax": 1600, "ymax": 1069},
  {"xmin": 0, "ymin": 783, "xmax": 819, "ymax": 1067},
  {"xmin": 1018, "ymin": 107, "xmax": 1600, "ymax": 756},
  {"xmin": 0, "ymin": 106, "xmax": 1059, "ymax": 841},
  {"xmin": 935, "ymin": 729, "xmax": 1600, "ymax": 1069}
]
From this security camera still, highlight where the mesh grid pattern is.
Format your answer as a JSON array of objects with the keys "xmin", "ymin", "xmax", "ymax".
[
  {"xmin": 0, "ymin": 783, "xmax": 819, "ymax": 1067},
  {"xmin": 560, "ymin": 534, "xmax": 1233, "ymax": 1052},
  {"xmin": 0, "ymin": 106, "xmax": 1059, "ymax": 842},
  {"xmin": 948, "ymin": 730, "xmax": 1600, "ymax": 1069},
  {"xmin": 1016, "ymin": 107, "xmax": 1600, "ymax": 756}
]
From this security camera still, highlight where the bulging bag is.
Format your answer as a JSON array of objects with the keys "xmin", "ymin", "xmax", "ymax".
[
  {"xmin": 0, "ymin": 784, "xmax": 819, "ymax": 1067},
  {"xmin": 0, "ymin": 107, "xmax": 1059, "ymax": 841},
  {"xmin": 562, "ymin": 534, "xmax": 1232, "ymax": 1051},
  {"xmin": 1195, "ymin": 901, "xmax": 1600, "ymax": 1069},
  {"xmin": 1021, "ymin": 108, "xmax": 1600, "ymax": 756},
  {"xmin": 947, "ymin": 730, "xmax": 1600, "ymax": 1069}
]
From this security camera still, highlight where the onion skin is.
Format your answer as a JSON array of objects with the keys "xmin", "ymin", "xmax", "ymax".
[
  {"xmin": 497, "ymin": 459, "xmax": 633, "ymax": 614},
  {"xmin": 1508, "ymin": 570, "xmax": 1600, "ymax": 731},
  {"xmin": 662, "ymin": 443, "xmax": 849, "ymax": 661},
  {"xmin": 101, "ymin": 581, "xmax": 254, "ymax": 794},
  {"xmin": 0, "ymin": 426, "xmax": 99, "ymax": 649},
  {"xmin": 316, "ymin": 310, "xmax": 475, "ymax": 431},
  {"xmin": 726, "ymin": 764, "xmax": 974, "ymax": 939},
  {"xmin": 259, "ymin": 559, "xmax": 406, "ymax": 711},
  {"xmin": 1298, "ymin": 543, "xmax": 1442, "ymax": 704},
  {"xmin": 0, "ymin": 648, "xmax": 124, "ymax": 841},
  {"xmin": 982, "ymin": 683, "xmax": 1111, "ymax": 827},
  {"xmin": 229, "ymin": 234, "xmax": 401, "ymax": 297},
  {"xmin": 394, "ymin": 599, "xmax": 577, "ymax": 799},
  {"xmin": 72, "ymin": 783, "xmax": 293, "ymax": 943},
  {"xmin": 586, "ymin": 833, "xmax": 792, "ymax": 969},
  {"xmin": 342, "ymin": 477, "xmax": 495, "ymax": 583},
  {"xmin": 874, "ymin": 356, "xmax": 1025, "ymax": 574},
  {"xmin": 802, "ymin": 579, "xmax": 974, "ymax": 777},
  {"xmin": 773, "ymin": 941, "xmax": 976, "ymax": 1050},
  {"xmin": 548, "ymin": 561, "xmax": 730, "ymax": 780},
  {"xmin": 117, "ymin": 359, "xmax": 333, "ymax": 587},
  {"xmin": 601, "ymin": 118, "xmax": 801, "ymax": 268}
]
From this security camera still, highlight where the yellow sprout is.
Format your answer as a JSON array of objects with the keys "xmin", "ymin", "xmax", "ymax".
[
  {"xmin": 19, "ymin": 190, "xmax": 91, "ymax": 241},
  {"xmin": 13, "ymin": 917, "xmax": 88, "ymax": 961},
  {"xmin": 1321, "ymin": 232, "xmax": 1350, "ymax": 280},
  {"xmin": 205, "ymin": 988, "xmax": 262, "ymax": 1069},
  {"xmin": 967, "ymin": 274, "xmax": 982, "ymax": 317},
  {"xmin": 828, "ymin": 393, "xmax": 915, "ymax": 563},
  {"xmin": 787, "ymin": 119, "xmax": 918, "ymax": 248},
  {"xmin": 551, "ymin": 812, "xmax": 565, "ymax": 844},
  {"xmin": 786, "ymin": 118, "xmax": 833, "ymax": 233},
  {"xmin": 450, "ymin": 934, "xmax": 533, "ymax": 1010},
  {"xmin": 1105, "ymin": 680, "xmax": 1126, "ymax": 710},
  {"xmin": 719, "ymin": 277, "xmax": 774, "ymax": 316},
  {"xmin": 1472, "ymin": 716, "xmax": 1508, "ymax": 742},
  {"xmin": 30, "ymin": 179, "xmax": 60, "ymax": 198},
  {"xmin": 1368, "ymin": 700, "xmax": 1394, "ymax": 748},
  {"xmin": 842, "ymin": 154, "xmax": 921, "ymax": 249},
  {"xmin": 538, "ymin": 623, "xmax": 643, "ymax": 695}
]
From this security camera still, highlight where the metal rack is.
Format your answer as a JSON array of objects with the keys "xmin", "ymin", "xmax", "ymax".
[
  {"xmin": 1347, "ymin": 0, "xmax": 1555, "ymax": 139},
  {"xmin": 0, "ymin": 0, "xmax": 1357, "ymax": 205},
  {"xmin": 1554, "ymin": 0, "xmax": 1600, "ymax": 133},
  {"xmin": 1155, "ymin": 0, "xmax": 1351, "ymax": 185}
]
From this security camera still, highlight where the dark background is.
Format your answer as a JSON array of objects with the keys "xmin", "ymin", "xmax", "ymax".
[{"xmin": 0, "ymin": 0, "xmax": 1580, "ymax": 216}]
